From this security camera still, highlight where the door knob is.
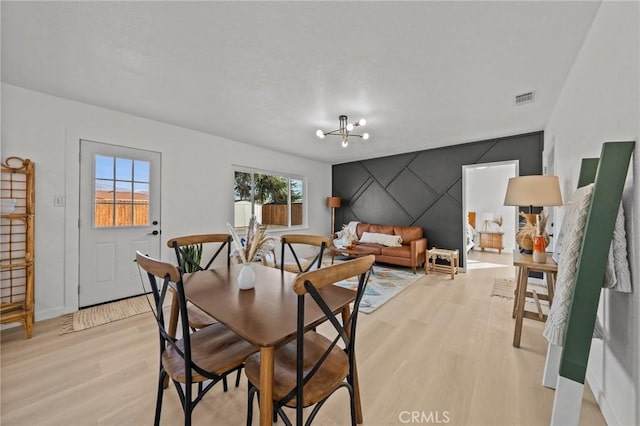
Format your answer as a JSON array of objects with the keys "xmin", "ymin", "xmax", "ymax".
[{"xmin": 148, "ymin": 230, "xmax": 159, "ymax": 236}]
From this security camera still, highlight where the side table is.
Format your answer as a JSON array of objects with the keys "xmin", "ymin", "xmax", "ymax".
[
  {"xmin": 512, "ymin": 251, "xmax": 557, "ymax": 348},
  {"xmin": 426, "ymin": 248, "xmax": 459, "ymax": 279}
]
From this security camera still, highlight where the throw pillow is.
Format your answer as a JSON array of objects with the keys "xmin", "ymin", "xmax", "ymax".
[{"xmin": 359, "ymin": 232, "xmax": 402, "ymax": 247}]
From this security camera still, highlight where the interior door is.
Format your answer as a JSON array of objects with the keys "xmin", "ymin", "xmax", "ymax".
[{"xmin": 79, "ymin": 140, "xmax": 161, "ymax": 307}]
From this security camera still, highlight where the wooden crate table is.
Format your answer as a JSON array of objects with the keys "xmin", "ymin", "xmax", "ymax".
[{"xmin": 425, "ymin": 248, "xmax": 459, "ymax": 279}]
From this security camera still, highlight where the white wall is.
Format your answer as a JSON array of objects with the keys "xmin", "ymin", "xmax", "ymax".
[
  {"xmin": 1, "ymin": 83, "xmax": 332, "ymax": 320},
  {"xmin": 544, "ymin": 1, "xmax": 639, "ymax": 424},
  {"xmin": 465, "ymin": 162, "xmax": 517, "ymax": 252}
]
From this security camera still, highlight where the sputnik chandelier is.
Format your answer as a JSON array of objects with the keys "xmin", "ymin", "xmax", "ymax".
[{"xmin": 316, "ymin": 115, "xmax": 369, "ymax": 148}]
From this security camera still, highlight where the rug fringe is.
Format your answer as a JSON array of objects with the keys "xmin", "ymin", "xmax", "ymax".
[{"xmin": 59, "ymin": 313, "xmax": 75, "ymax": 335}]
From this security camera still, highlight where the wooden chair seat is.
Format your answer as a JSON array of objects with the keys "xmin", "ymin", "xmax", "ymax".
[
  {"xmin": 245, "ymin": 331, "xmax": 349, "ymax": 408},
  {"xmin": 186, "ymin": 303, "xmax": 217, "ymax": 329},
  {"xmin": 163, "ymin": 322, "xmax": 257, "ymax": 383}
]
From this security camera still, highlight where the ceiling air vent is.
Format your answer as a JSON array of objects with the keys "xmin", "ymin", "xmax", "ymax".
[{"xmin": 515, "ymin": 91, "xmax": 535, "ymax": 105}]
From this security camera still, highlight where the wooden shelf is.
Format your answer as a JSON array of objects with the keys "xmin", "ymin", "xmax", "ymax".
[{"xmin": 1, "ymin": 157, "xmax": 35, "ymax": 339}]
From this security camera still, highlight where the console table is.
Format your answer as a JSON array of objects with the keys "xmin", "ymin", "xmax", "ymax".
[
  {"xmin": 512, "ymin": 251, "xmax": 557, "ymax": 348},
  {"xmin": 478, "ymin": 231, "xmax": 504, "ymax": 254}
]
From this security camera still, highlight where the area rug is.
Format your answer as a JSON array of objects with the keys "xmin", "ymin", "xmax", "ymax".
[
  {"xmin": 491, "ymin": 277, "xmax": 549, "ymax": 312},
  {"xmin": 324, "ymin": 260, "xmax": 421, "ymax": 314},
  {"xmin": 60, "ymin": 294, "xmax": 154, "ymax": 334}
]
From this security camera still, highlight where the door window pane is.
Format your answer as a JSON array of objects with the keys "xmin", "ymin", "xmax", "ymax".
[
  {"xmin": 133, "ymin": 160, "xmax": 150, "ymax": 182},
  {"xmin": 94, "ymin": 155, "xmax": 150, "ymax": 227},
  {"xmin": 95, "ymin": 155, "xmax": 113, "ymax": 179},
  {"xmin": 115, "ymin": 158, "xmax": 132, "ymax": 181}
]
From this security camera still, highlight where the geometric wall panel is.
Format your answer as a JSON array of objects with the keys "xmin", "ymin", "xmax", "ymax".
[
  {"xmin": 349, "ymin": 180, "xmax": 413, "ymax": 226},
  {"xmin": 332, "ymin": 131, "xmax": 543, "ymax": 267},
  {"xmin": 387, "ymin": 169, "xmax": 439, "ymax": 219}
]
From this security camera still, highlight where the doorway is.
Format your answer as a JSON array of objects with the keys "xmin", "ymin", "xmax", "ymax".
[
  {"xmin": 79, "ymin": 140, "xmax": 161, "ymax": 307},
  {"xmin": 462, "ymin": 160, "xmax": 518, "ymax": 267}
]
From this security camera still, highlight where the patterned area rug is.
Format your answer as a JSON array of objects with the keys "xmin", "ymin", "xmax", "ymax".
[
  {"xmin": 491, "ymin": 277, "xmax": 549, "ymax": 312},
  {"xmin": 324, "ymin": 259, "xmax": 421, "ymax": 314},
  {"xmin": 60, "ymin": 294, "xmax": 154, "ymax": 334}
]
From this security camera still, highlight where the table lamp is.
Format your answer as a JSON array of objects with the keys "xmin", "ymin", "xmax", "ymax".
[
  {"xmin": 503, "ymin": 175, "xmax": 563, "ymax": 253},
  {"xmin": 481, "ymin": 212, "xmax": 494, "ymax": 232},
  {"xmin": 326, "ymin": 196, "xmax": 342, "ymax": 236}
]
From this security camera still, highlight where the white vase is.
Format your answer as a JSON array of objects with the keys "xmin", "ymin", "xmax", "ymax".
[{"xmin": 237, "ymin": 262, "xmax": 256, "ymax": 290}]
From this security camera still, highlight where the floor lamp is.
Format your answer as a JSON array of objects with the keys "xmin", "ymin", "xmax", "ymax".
[{"xmin": 326, "ymin": 196, "xmax": 341, "ymax": 236}]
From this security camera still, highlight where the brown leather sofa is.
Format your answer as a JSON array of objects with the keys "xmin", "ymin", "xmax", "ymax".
[{"xmin": 353, "ymin": 223, "xmax": 427, "ymax": 273}]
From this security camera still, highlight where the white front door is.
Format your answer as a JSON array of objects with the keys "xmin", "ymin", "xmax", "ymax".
[{"xmin": 79, "ymin": 140, "xmax": 161, "ymax": 307}]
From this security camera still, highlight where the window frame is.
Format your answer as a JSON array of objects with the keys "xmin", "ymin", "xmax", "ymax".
[{"xmin": 233, "ymin": 166, "xmax": 307, "ymax": 231}]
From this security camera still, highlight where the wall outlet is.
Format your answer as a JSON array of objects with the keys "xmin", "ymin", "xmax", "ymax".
[{"xmin": 54, "ymin": 195, "xmax": 65, "ymax": 207}]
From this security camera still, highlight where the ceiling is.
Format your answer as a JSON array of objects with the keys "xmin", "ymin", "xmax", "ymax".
[{"xmin": 1, "ymin": 1, "xmax": 601, "ymax": 164}]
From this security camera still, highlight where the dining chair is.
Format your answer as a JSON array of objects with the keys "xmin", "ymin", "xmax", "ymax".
[
  {"xmin": 280, "ymin": 234, "xmax": 331, "ymax": 274},
  {"xmin": 166, "ymin": 234, "xmax": 232, "ymax": 330},
  {"xmin": 245, "ymin": 254, "xmax": 375, "ymax": 426},
  {"xmin": 166, "ymin": 233, "xmax": 243, "ymax": 390},
  {"xmin": 135, "ymin": 251, "xmax": 257, "ymax": 426}
]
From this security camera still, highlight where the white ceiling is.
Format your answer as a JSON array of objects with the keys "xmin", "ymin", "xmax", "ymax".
[{"xmin": 1, "ymin": 1, "xmax": 601, "ymax": 164}]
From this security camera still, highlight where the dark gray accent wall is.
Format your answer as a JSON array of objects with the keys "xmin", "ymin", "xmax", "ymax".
[{"xmin": 331, "ymin": 131, "xmax": 543, "ymax": 267}]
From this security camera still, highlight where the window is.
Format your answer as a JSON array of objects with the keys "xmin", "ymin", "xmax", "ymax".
[
  {"xmin": 94, "ymin": 155, "xmax": 150, "ymax": 227},
  {"xmin": 234, "ymin": 169, "xmax": 305, "ymax": 230}
]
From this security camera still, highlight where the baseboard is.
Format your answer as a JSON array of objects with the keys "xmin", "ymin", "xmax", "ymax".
[
  {"xmin": 1, "ymin": 306, "xmax": 67, "ymax": 331},
  {"xmin": 36, "ymin": 306, "xmax": 69, "ymax": 321},
  {"xmin": 586, "ymin": 368, "xmax": 618, "ymax": 426}
]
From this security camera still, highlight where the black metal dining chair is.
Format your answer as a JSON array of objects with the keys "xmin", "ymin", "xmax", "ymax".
[
  {"xmin": 136, "ymin": 251, "xmax": 256, "ymax": 426},
  {"xmin": 245, "ymin": 255, "xmax": 374, "ymax": 425},
  {"xmin": 280, "ymin": 234, "xmax": 331, "ymax": 274}
]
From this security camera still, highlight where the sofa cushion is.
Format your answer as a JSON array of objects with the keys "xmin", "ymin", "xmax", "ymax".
[
  {"xmin": 394, "ymin": 226, "xmax": 423, "ymax": 243},
  {"xmin": 359, "ymin": 232, "xmax": 402, "ymax": 247},
  {"xmin": 370, "ymin": 224, "xmax": 394, "ymax": 235},
  {"xmin": 380, "ymin": 245, "xmax": 411, "ymax": 259},
  {"xmin": 355, "ymin": 243, "xmax": 383, "ymax": 255}
]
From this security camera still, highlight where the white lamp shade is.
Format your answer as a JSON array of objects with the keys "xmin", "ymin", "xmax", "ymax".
[{"xmin": 504, "ymin": 175, "xmax": 563, "ymax": 207}]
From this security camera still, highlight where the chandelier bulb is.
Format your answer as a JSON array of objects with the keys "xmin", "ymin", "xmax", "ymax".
[
  {"xmin": 362, "ymin": 133, "xmax": 370, "ymax": 140},
  {"xmin": 316, "ymin": 129, "xmax": 325, "ymax": 139},
  {"xmin": 346, "ymin": 123, "xmax": 354, "ymax": 132},
  {"xmin": 341, "ymin": 139, "xmax": 349, "ymax": 148},
  {"xmin": 359, "ymin": 118, "xmax": 366, "ymax": 126}
]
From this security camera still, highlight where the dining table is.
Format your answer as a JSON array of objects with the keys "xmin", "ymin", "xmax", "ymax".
[{"xmin": 169, "ymin": 262, "xmax": 363, "ymax": 426}]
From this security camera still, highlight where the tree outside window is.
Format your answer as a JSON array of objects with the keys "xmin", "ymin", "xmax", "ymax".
[{"xmin": 234, "ymin": 171, "xmax": 304, "ymax": 229}]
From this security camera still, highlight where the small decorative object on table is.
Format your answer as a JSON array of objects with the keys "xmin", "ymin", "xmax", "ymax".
[
  {"xmin": 532, "ymin": 214, "xmax": 547, "ymax": 263},
  {"xmin": 493, "ymin": 215, "xmax": 503, "ymax": 231},
  {"xmin": 516, "ymin": 210, "xmax": 550, "ymax": 253},
  {"xmin": 226, "ymin": 217, "xmax": 277, "ymax": 290}
]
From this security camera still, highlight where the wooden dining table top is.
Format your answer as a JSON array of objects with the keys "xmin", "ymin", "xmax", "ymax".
[{"xmin": 181, "ymin": 263, "xmax": 357, "ymax": 348}]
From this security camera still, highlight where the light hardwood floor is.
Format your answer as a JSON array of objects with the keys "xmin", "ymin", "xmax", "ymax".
[{"xmin": 1, "ymin": 251, "xmax": 606, "ymax": 425}]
